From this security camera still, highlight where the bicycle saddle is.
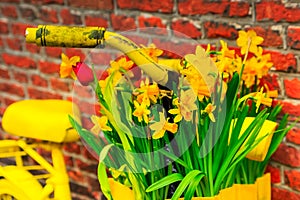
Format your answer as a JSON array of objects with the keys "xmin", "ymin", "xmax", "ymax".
[{"xmin": 2, "ymin": 99, "xmax": 81, "ymax": 143}]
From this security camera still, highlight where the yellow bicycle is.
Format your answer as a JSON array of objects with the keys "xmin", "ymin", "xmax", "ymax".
[{"xmin": 0, "ymin": 99, "xmax": 81, "ymax": 200}]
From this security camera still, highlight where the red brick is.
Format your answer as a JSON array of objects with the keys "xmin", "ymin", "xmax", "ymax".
[
  {"xmin": 84, "ymin": 15, "xmax": 108, "ymax": 27},
  {"xmin": 28, "ymin": 87, "xmax": 62, "ymax": 99},
  {"xmin": 284, "ymin": 78, "xmax": 300, "ymax": 99},
  {"xmin": 60, "ymin": 8, "xmax": 82, "ymax": 25},
  {"xmin": 287, "ymin": 26, "xmax": 300, "ymax": 50},
  {"xmin": 76, "ymin": 100, "xmax": 97, "ymax": 115},
  {"xmin": 63, "ymin": 155, "xmax": 74, "ymax": 167},
  {"xmin": 287, "ymin": 127, "xmax": 300, "ymax": 145},
  {"xmin": 122, "ymin": 34, "xmax": 149, "ymax": 46},
  {"xmin": 81, "ymin": 116, "xmax": 93, "ymax": 130},
  {"xmin": 152, "ymin": 38, "xmax": 197, "ymax": 58},
  {"xmin": 1, "ymin": 5, "xmax": 18, "ymax": 18},
  {"xmin": 13, "ymin": 71, "xmax": 28, "ymax": 83},
  {"xmin": 138, "ymin": 16, "xmax": 167, "ymax": 35},
  {"xmin": 271, "ymin": 187, "xmax": 300, "ymax": 200},
  {"xmin": 117, "ymin": 0, "xmax": 173, "ymax": 13},
  {"xmin": 111, "ymin": 14, "xmax": 136, "ymax": 31},
  {"xmin": 171, "ymin": 19, "xmax": 201, "ymax": 39},
  {"xmin": 39, "ymin": 7, "xmax": 59, "ymax": 23},
  {"xmin": 265, "ymin": 164, "xmax": 281, "ymax": 184},
  {"xmin": 0, "ymin": 20, "xmax": 9, "ymax": 34},
  {"xmin": 68, "ymin": 0, "xmax": 113, "ymax": 10},
  {"xmin": 90, "ymin": 51, "xmax": 112, "ymax": 65},
  {"xmin": 264, "ymin": 51, "xmax": 297, "ymax": 72},
  {"xmin": 247, "ymin": 26, "xmax": 283, "ymax": 47},
  {"xmin": 260, "ymin": 73, "xmax": 280, "ymax": 91},
  {"xmin": 20, "ymin": 6, "xmax": 38, "ymax": 21},
  {"xmin": 0, "ymin": 68, "xmax": 10, "ymax": 79},
  {"xmin": 229, "ymin": 2, "xmax": 250, "ymax": 17},
  {"xmin": 6, "ymin": 37, "xmax": 22, "ymax": 51},
  {"xmin": 204, "ymin": 21, "xmax": 238, "ymax": 40},
  {"xmin": 31, "ymin": 74, "xmax": 48, "ymax": 87},
  {"xmin": 68, "ymin": 169, "xmax": 85, "ymax": 182},
  {"xmin": 50, "ymin": 78, "xmax": 71, "ymax": 92},
  {"xmin": 82, "ymin": 147, "xmax": 98, "ymax": 160},
  {"xmin": 280, "ymin": 100, "xmax": 300, "ymax": 117},
  {"xmin": 178, "ymin": 0, "xmax": 229, "ymax": 15},
  {"xmin": 272, "ymin": 143, "xmax": 300, "ymax": 167},
  {"xmin": 0, "ymin": 0, "xmax": 20, "ymax": 2},
  {"xmin": 12, "ymin": 22, "xmax": 33, "ymax": 35},
  {"xmin": 23, "ymin": 0, "xmax": 64, "ymax": 4},
  {"xmin": 45, "ymin": 47, "xmax": 63, "ymax": 58},
  {"xmin": 73, "ymin": 85, "xmax": 93, "ymax": 99},
  {"xmin": 75, "ymin": 159, "xmax": 98, "ymax": 173},
  {"xmin": 285, "ymin": 169, "xmax": 300, "ymax": 191},
  {"xmin": 256, "ymin": 2, "xmax": 300, "ymax": 22},
  {"xmin": 65, "ymin": 48, "xmax": 86, "ymax": 60},
  {"xmin": 26, "ymin": 43, "xmax": 41, "ymax": 53},
  {"xmin": 2, "ymin": 53, "xmax": 36, "ymax": 69},
  {"xmin": 0, "ymin": 37, "xmax": 3, "ymax": 47},
  {"xmin": 0, "ymin": 83, "xmax": 25, "ymax": 97},
  {"xmin": 3, "ymin": 97, "xmax": 17, "ymax": 107},
  {"xmin": 63, "ymin": 142, "xmax": 81, "ymax": 154},
  {"xmin": 38, "ymin": 60, "xmax": 60, "ymax": 74}
]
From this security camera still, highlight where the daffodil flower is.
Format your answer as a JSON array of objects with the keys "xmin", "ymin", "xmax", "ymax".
[
  {"xmin": 90, "ymin": 115, "xmax": 112, "ymax": 134},
  {"xmin": 168, "ymin": 98, "xmax": 183, "ymax": 123},
  {"xmin": 149, "ymin": 112, "xmax": 178, "ymax": 139},
  {"xmin": 253, "ymin": 88, "xmax": 273, "ymax": 113},
  {"xmin": 135, "ymin": 78, "xmax": 159, "ymax": 106},
  {"xmin": 60, "ymin": 53, "xmax": 80, "ymax": 79},
  {"xmin": 141, "ymin": 43, "xmax": 163, "ymax": 62},
  {"xmin": 132, "ymin": 100, "xmax": 150, "ymax": 123},
  {"xmin": 169, "ymin": 89, "xmax": 198, "ymax": 122},
  {"xmin": 201, "ymin": 103, "xmax": 216, "ymax": 122},
  {"xmin": 236, "ymin": 30, "xmax": 264, "ymax": 55}
]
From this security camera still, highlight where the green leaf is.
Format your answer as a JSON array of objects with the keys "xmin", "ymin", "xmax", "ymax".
[
  {"xmin": 158, "ymin": 149, "xmax": 191, "ymax": 170},
  {"xmin": 146, "ymin": 173, "xmax": 183, "ymax": 192},
  {"xmin": 99, "ymin": 144, "xmax": 114, "ymax": 162},
  {"xmin": 98, "ymin": 162, "xmax": 112, "ymax": 200},
  {"xmin": 184, "ymin": 173, "xmax": 205, "ymax": 199},
  {"xmin": 68, "ymin": 115, "xmax": 103, "ymax": 155},
  {"xmin": 171, "ymin": 170, "xmax": 205, "ymax": 200}
]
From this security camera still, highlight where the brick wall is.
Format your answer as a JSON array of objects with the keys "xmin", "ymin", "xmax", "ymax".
[{"xmin": 0, "ymin": 0, "xmax": 300, "ymax": 199}]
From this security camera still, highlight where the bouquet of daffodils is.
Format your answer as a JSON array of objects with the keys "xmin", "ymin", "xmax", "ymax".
[{"xmin": 60, "ymin": 30, "xmax": 291, "ymax": 200}]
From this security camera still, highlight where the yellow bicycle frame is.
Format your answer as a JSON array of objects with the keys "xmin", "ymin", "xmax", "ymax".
[{"xmin": 0, "ymin": 139, "xmax": 71, "ymax": 200}]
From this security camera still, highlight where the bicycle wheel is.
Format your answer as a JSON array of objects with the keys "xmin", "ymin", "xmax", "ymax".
[{"xmin": 0, "ymin": 179, "xmax": 30, "ymax": 200}]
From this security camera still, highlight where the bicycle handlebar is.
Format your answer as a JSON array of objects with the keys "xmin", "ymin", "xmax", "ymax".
[{"xmin": 26, "ymin": 25, "xmax": 178, "ymax": 86}]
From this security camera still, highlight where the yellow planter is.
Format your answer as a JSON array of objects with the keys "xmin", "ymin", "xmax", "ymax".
[
  {"xmin": 109, "ymin": 173, "xmax": 270, "ymax": 200},
  {"xmin": 230, "ymin": 117, "xmax": 277, "ymax": 162}
]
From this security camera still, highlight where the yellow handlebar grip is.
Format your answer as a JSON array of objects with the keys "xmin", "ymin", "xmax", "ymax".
[
  {"xmin": 25, "ymin": 25, "xmax": 105, "ymax": 48},
  {"xmin": 25, "ymin": 25, "xmax": 177, "ymax": 86}
]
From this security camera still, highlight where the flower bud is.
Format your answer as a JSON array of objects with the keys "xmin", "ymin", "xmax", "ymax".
[{"xmin": 73, "ymin": 62, "xmax": 94, "ymax": 86}]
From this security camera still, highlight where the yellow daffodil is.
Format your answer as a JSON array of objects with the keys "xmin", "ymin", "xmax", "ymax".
[
  {"xmin": 135, "ymin": 78, "xmax": 159, "ymax": 106},
  {"xmin": 263, "ymin": 84, "xmax": 278, "ymax": 98},
  {"xmin": 236, "ymin": 30, "xmax": 264, "ymax": 55},
  {"xmin": 141, "ymin": 43, "xmax": 163, "ymax": 62},
  {"xmin": 149, "ymin": 112, "xmax": 178, "ymax": 139},
  {"xmin": 253, "ymin": 88, "xmax": 272, "ymax": 113},
  {"xmin": 220, "ymin": 40, "xmax": 235, "ymax": 59},
  {"xmin": 201, "ymin": 103, "xmax": 216, "ymax": 122},
  {"xmin": 60, "ymin": 53, "xmax": 80, "ymax": 79},
  {"xmin": 133, "ymin": 100, "xmax": 150, "ymax": 123},
  {"xmin": 168, "ymin": 98, "xmax": 183, "ymax": 123},
  {"xmin": 169, "ymin": 89, "xmax": 198, "ymax": 122},
  {"xmin": 90, "ymin": 115, "xmax": 112, "ymax": 134},
  {"xmin": 108, "ymin": 57, "xmax": 134, "ymax": 75}
]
